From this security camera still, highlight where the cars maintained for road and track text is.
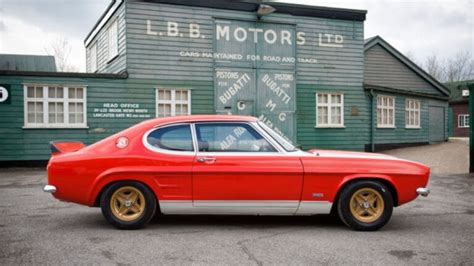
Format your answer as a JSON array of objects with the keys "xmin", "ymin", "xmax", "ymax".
[{"xmin": 44, "ymin": 115, "xmax": 430, "ymax": 231}]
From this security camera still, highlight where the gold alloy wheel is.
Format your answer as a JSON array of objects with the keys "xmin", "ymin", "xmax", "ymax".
[
  {"xmin": 349, "ymin": 188, "xmax": 385, "ymax": 223},
  {"xmin": 110, "ymin": 186, "xmax": 146, "ymax": 222}
]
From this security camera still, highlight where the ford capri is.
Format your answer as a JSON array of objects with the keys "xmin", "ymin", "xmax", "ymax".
[{"xmin": 44, "ymin": 115, "xmax": 430, "ymax": 231}]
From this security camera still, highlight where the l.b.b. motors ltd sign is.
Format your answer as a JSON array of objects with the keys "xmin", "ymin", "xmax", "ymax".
[
  {"xmin": 146, "ymin": 20, "xmax": 344, "ymax": 47},
  {"xmin": 146, "ymin": 20, "xmax": 344, "ymax": 65}
]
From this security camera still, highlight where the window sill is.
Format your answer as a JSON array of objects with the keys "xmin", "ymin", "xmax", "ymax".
[
  {"xmin": 405, "ymin": 126, "xmax": 421, "ymax": 130},
  {"xmin": 377, "ymin": 126, "xmax": 396, "ymax": 129},
  {"xmin": 315, "ymin": 125, "xmax": 345, "ymax": 128},
  {"xmin": 107, "ymin": 54, "xmax": 119, "ymax": 64},
  {"xmin": 23, "ymin": 125, "xmax": 89, "ymax": 129}
]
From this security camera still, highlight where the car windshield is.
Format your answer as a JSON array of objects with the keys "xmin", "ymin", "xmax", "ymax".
[{"xmin": 257, "ymin": 121, "xmax": 299, "ymax": 152}]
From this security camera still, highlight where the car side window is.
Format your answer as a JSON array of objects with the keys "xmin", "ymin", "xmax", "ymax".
[
  {"xmin": 146, "ymin": 124, "xmax": 194, "ymax": 152},
  {"xmin": 195, "ymin": 123, "xmax": 277, "ymax": 152}
]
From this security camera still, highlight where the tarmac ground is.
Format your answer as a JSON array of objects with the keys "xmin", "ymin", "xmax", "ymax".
[{"xmin": 1, "ymin": 140, "xmax": 473, "ymax": 265}]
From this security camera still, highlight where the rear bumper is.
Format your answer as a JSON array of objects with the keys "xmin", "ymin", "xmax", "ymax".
[
  {"xmin": 416, "ymin": 187, "xmax": 430, "ymax": 197},
  {"xmin": 43, "ymin": 185, "xmax": 57, "ymax": 194}
]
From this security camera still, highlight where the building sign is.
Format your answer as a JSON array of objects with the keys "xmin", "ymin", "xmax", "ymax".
[
  {"xmin": 145, "ymin": 19, "xmax": 346, "ymax": 142},
  {"xmin": 146, "ymin": 20, "xmax": 344, "ymax": 67},
  {"xmin": 146, "ymin": 20, "xmax": 344, "ymax": 47},
  {"xmin": 92, "ymin": 103, "xmax": 152, "ymax": 119}
]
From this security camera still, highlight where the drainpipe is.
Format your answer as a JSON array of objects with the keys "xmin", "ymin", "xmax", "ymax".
[
  {"xmin": 369, "ymin": 89, "xmax": 376, "ymax": 152},
  {"xmin": 469, "ymin": 83, "xmax": 474, "ymax": 172}
]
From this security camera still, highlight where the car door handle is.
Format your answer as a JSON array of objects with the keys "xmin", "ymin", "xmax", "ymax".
[{"xmin": 197, "ymin": 157, "xmax": 216, "ymax": 163}]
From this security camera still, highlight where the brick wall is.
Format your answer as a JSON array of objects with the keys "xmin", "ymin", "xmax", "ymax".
[{"xmin": 451, "ymin": 102, "xmax": 469, "ymax": 137}]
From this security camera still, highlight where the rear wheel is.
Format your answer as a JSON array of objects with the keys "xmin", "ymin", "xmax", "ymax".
[
  {"xmin": 337, "ymin": 180, "xmax": 393, "ymax": 231},
  {"xmin": 100, "ymin": 181, "xmax": 157, "ymax": 229}
]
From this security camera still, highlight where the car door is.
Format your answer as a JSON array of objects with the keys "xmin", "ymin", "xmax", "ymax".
[
  {"xmin": 191, "ymin": 122, "xmax": 304, "ymax": 214},
  {"xmin": 143, "ymin": 123, "xmax": 196, "ymax": 207}
]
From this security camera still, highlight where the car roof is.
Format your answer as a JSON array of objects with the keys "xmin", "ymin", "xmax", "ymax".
[{"xmin": 145, "ymin": 115, "xmax": 258, "ymax": 126}]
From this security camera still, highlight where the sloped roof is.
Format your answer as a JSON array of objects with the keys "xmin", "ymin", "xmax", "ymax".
[
  {"xmin": 364, "ymin": 36, "xmax": 450, "ymax": 97},
  {"xmin": 444, "ymin": 80, "xmax": 474, "ymax": 103},
  {"xmin": 0, "ymin": 54, "xmax": 57, "ymax": 72}
]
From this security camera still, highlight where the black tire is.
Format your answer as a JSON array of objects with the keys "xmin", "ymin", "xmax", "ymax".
[
  {"xmin": 100, "ymin": 181, "xmax": 157, "ymax": 230},
  {"xmin": 337, "ymin": 180, "xmax": 393, "ymax": 231}
]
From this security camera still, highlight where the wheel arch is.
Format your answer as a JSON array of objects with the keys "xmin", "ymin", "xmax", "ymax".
[
  {"xmin": 93, "ymin": 179, "xmax": 160, "ymax": 210},
  {"xmin": 330, "ymin": 176, "xmax": 399, "ymax": 214},
  {"xmin": 88, "ymin": 169, "xmax": 162, "ymax": 207}
]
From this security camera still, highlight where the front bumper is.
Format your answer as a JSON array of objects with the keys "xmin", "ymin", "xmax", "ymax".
[
  {"xmin": 43, "ymin": 185, "xmax": 57, "ymax": 193},
  {"xmin": 416, "ymin": 187, "xmax": 430, "ymax": 197}
]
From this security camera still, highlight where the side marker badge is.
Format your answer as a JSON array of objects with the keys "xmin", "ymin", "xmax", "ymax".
[{"xmin": 116, "ymin": 136, "xmax": 129, "ymax": 149}]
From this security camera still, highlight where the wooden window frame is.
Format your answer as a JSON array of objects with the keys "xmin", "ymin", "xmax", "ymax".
[
  {"xmin": 23, "ymin": 85, "xmax": 87, "ymax": 129},
  {"xmin": 377, "ymin": 95, "xmax": 395, "ymax": 128},
  {"xmin": 315, "ymin": 93, "xmax": 344, "ymax": 128},
  {"xmin": 405, "ymin": 98, "xmax": 421, "ymax": 129},
  {"xmin": 155, "ymin": 88, "xmax": 191, "ymax": 117},
  {"xmin": 458, "ymin": 114, "xmax": 470, "ymax": 128},
  {"xmin": 89, "ymin": 42, "xmax": 98, "ymax": 73},
  {"xmin": 107, "ymin": 19, "xmax": 119, "ymax": 61}
]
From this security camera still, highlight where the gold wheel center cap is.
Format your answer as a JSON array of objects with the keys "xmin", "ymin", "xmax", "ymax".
[
  {"xmin": 125, "ymin": 200, "xmax": 132, "ymax": 208},
  {"xmin": 363, "ymin": 202, "xmax": 370, "ymax": 209}
]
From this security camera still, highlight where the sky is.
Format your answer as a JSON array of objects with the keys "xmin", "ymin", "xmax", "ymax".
[{"xmin": 0, "ymin": 0, "xmax": 472, "ymax": 72}]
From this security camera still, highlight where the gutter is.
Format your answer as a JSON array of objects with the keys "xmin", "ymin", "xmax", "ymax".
[
  {"xmin": 363, "ymin": 84, "xmax": 449, "ymax": 101},
  {"xmin": 0, "ymin": 70, "xmax": 128, "ymax": 79},
  {"xmin": 368, "ymin": 89, "xmax": 375, "ymax": 152}
]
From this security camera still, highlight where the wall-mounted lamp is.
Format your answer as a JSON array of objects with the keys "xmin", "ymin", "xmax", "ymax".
[{"xmin": 257, "ymin": 4, "xmax": 276, "ymax": 19}]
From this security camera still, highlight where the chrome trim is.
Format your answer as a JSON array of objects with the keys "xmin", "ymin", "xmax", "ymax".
[
  {"xmin": 161, "ymin": 200, "xmax": 299, "ymax": 215},
  {"xmin": 159, "ymin": 200, "xmax": 333, "ymax": 215},
  {"xmin": 43, "ymin": 185, "xmax": 57, "ymax": 193},
  {"xmin": 416, "ymin": 187, "xmax": 430, "ymax": 197},
  {"xmin": 142, "ymin": 123, "xmax": 197, "ymax": 156},
  {"xmin": 295, "ymin": 201, "xmax": 333, "ymax": 215}
]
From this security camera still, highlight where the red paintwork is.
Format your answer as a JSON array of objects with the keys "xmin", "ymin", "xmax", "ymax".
[{"xmin": 47, "ymin": 115, "xmax": 430, "ymax": 208}]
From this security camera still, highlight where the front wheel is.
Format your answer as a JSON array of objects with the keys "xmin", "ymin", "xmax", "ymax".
[
  {"xmin": 100, "ymin": 181, "xmax": 157, "ymax": 229},
  {"xmin": 337, "ymin": 180, "xmax": 393, "ymax": 231}
]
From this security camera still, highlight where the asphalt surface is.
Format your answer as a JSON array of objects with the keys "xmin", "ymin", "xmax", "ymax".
[
  {"xmin": 383, "ymin": 138, "xmax": 469, "ymax": 175},
  {"xmin": 1, "ymin": 166, "xmax": 473, "ymax": 265}
]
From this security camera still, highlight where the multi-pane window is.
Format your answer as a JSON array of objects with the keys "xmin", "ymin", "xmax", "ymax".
[
  {"xmin": 405, "ymin": 99, "xmax": 421, "ymax": 128},
  {"xmin": 377, "ymin": 96, "xmax": 395, "ymax": 128},
  {"xmin": 89, "ymin": 42, "xmax": 97, "ymax": 72},
  {"xmin": 47, "ymin": 86, "xmax": 64, "ymax": 124},
  {"xmin": 108, "ymin": 20, "xmax": 118, "ymax": 60},
  {"xmin": 68, "ymin": 87, "xmax": 85, "ymax": 124},
  {"xmin": 458, "ymin": 114, "xmax": 470, "ymax": 128},
  {"xmin": 156, "ymin": 89, "xmax": 191, "ymax": 117},
  {"xmin": 316, "ymin": 93, "xmax": 344, "ymax": 127},
  {"xmin": 24, "ymin": 85, "xmax": 86, "ymax": 128}
]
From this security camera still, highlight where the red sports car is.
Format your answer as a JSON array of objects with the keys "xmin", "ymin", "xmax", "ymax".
[{"xmin": 44, "ymin": 115, "xmax": 430, "ymax": 231}]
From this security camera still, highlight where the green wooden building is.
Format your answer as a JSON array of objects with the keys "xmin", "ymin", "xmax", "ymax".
[{"xmin": 0, "ymin": 0, "xmax": 449, "ymax": 162}]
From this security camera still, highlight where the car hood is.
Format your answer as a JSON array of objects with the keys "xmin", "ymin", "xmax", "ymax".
[{"xmin": 307, "ymin": 149, "xmax": 398, "ymax": 160}]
